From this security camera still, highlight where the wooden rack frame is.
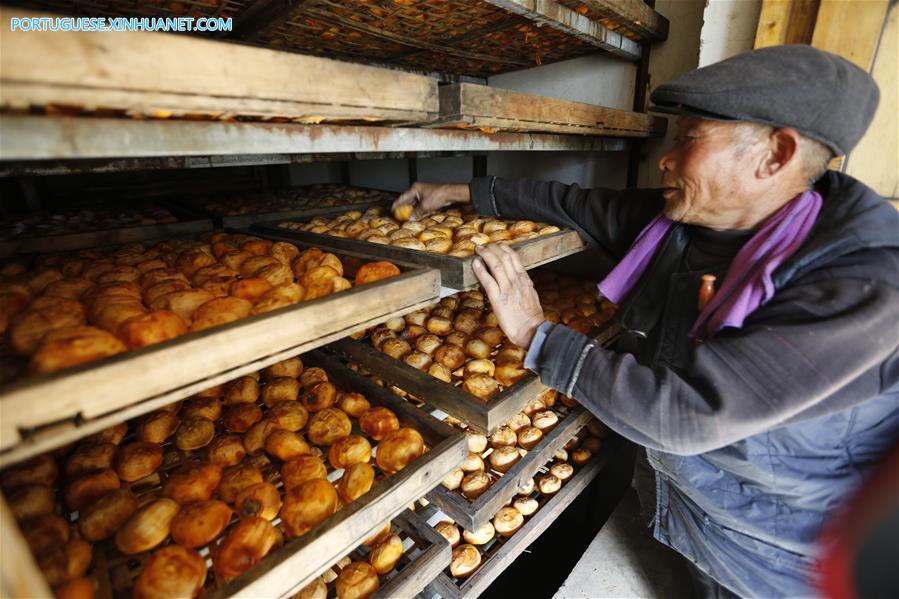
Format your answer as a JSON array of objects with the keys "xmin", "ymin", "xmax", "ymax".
[
  {"xmin": 0, "ymin": 349, "xmax": 465, "ymax": 599},
  {"xmin": 426, "ymin": 444, "xmax": 614, "ymax": 598},
  {"xmin": 432, "ymin": 83, "xmax": 668, "ymax": 137}
]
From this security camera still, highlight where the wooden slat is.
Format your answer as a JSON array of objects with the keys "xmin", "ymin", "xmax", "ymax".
[
  {"xmin": 376, "ymin": 510, "xmax": 452, "ymax": 599},
  {"xmin": 844, "ymin": 1, "xmax": 897, "ymax": 198},
  {"xmin": 427, "ymin": 450, "xmax": 611, "ymax": 599},
  {"xmin": 0, "ymin": 243, "xmax": 440, "ymax": 458},
  {"xmin": 754, "ymin": 0, "xmax": 820, "ymax": 48},
  {"xmin": 0, "ymin": 218, "xmax": 212, "ymax": 259},
  {"xmin": 481, "ymin": 0, "xmax": 642, "ymax": 61},
  {"xmin": 433, "ymin": 83, "xmax": 668, "ymax": 137},
  {"xmin": 576, "ymin": 0, "xmax": 669, "ymax": 42},
  {"xmin": 426, "ymin": 406, "xmax": 593, "ymax": 530},
  {"xmin": 0, "ymin": 495, "xmax": 53, "ymax": 599},
  {"xmin": 208, "ymin": 350, "xmax": 467, "ymax": 598},
  {"xmin": 303, "ymin": 3, "xmax": 530, "ymax": 69},
  {"xmin": 810, "ymin": 0, "xmax": 889, "ymax": 70},
  {"xmin": 0, "ymin": 8, "xmax": 438, "ymax": 124},
  {"xmin": 255, "ymin": 224, "xmax": 587, "ymax": 290}
]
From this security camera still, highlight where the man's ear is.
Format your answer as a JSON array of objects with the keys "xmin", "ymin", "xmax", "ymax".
[{"xmin": 757, "ymin": 128, "xmax": 800, "ymax": 178}]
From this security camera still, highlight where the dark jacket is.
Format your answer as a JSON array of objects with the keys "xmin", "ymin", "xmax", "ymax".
[{"xmin": 470, "ymin": 171, "xmax": 899, "ymax": 597}]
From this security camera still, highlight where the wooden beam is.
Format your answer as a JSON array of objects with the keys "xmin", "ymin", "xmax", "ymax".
[
  {"xmin": 0, "ymin": 8, "xmax": 438, "ymax": 124},
  {"xmin": 576, "ymin": 0, "xmax": 669, "ymax": 42},
  {"xmin": 0, "ymin": 116, "xmax": 629, "ymax": 161},
  {"xmin": 754, "ymin": 0, "xmax": 820, "ymax": 48},
  {"xmin": 481, "ymin": 0, "xmax": 642, "ymax": 61}
]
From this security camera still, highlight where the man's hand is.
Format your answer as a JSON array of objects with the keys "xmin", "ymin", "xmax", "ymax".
[
  {"xmin": 392, "ymin": 182, "xmax": 470, "ymax": 221},
  {"xmin": 472, "ymin": 243, "xmax": 545, "ymax": 349}
]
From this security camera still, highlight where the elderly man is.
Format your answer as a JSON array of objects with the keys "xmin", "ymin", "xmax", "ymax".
[{"xmin": 394, "ymin": 46, "xmax": 899, "ymax": 597}]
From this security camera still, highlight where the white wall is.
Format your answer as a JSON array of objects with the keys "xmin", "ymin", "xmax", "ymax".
[
  {"xmin": 484, "ymin": 52, "xmax": 638, "ymax": 190},
  {"xmin": 700, "ymin": 0, "xmax": 763, "ymax": 66},
  {"xmin": 487, "ymin": 52, "xmax": 636, "ymax": 110}
]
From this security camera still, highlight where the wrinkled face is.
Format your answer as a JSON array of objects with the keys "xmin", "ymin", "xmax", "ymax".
[{"xmin": 658, "ymin": 117, "xmax": 764, "ymax": 228}]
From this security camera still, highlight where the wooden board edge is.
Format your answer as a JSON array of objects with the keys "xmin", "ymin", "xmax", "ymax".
[
  {"xmin": 0, "ymin": 219, "xmax": 213, "ymax": 258},
  {"xmin": 327, "ymin": 338, "xmax": 491, "ymax": 432},
  {"xmin": 0, "ymin": 493, "xmax": 53, "ymax": 598}
]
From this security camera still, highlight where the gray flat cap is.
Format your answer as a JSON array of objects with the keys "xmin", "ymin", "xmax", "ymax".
[{"xmin": 650, "ymin": 45, "xmax": 879, "ymax": 156}]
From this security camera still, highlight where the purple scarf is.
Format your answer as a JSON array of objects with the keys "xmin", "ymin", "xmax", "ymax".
[{"xmin": 597, "ymin": 190, "xmax": 822, "ymax": 339}]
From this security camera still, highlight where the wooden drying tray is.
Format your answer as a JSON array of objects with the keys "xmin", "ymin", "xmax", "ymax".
[
  {"xmin": 329, "ymin": 337, "xmax": 542, "ymax": 436},
  {"xmin": 211, "ymin": 349, "xmax": 465, "ymax": 598},
  {"xmin": 219, "ymin": 200, "xmax": 386, "ymax": 230},
  {"xmin": 426, "ymin": 405, "xmax": 592, "ymax": 531},
  {"xmin": 0, "ymin": 7, "xmax": 438, "ymax": 125},
  {"xmin": 0, "ymin": 238, "xmax": 440, "ymax": 464},
  {"xmin": 254, "ymin": 223, "xmax": 587, "ymax": 290},
  {"xmin": 0, "ymin": 217, "xmax": 213, "ymax": 259},
  {"xmin": 0, "ymin": 350, "xmax": 464, "ymax": 599},
  {"xmin": 426, "ymin": 444, "xmax": 615, "ymax": 599},
  {"xmin": 431, "ymin": 83, "xmax": 668, "ymax": 137},
  {"xmin": 327, "ymin": 320, "xmax": 620, "ymax": 436}
]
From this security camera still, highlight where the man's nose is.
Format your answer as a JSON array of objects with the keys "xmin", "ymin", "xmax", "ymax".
[{"xmin": 658, "ymin": 147, "xmax": 675, "ymax": 173}]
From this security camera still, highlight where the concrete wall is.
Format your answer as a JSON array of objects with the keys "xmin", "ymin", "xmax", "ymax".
[
  {"xmin": 635, "ymin": 0, "xmax": 707, "ymax": 188},
  {"xmin": 635, "ymin": 0, "xmax": 763, "ymax": 188}
]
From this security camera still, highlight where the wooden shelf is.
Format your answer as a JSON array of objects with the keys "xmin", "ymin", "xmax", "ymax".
[
  {"xmin": 0, "ymin": 350, "xmax": 466, "ymax": 599},
  {"xmin": 0, "ymin": 115, "xmax": 629, "ymax": 166},
  {"xmin": 426, "ymin": 443, "xmax": 615, "ymax": 598}
]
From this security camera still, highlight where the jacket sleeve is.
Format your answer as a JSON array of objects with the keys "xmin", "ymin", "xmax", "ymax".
[
  {"xmin": 469, "ymin": 175, "xmax": 664, "ymax": 260},
  {"xmin": 533, "ymin": 248, "xmax": 899, "ymax": 455}
]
